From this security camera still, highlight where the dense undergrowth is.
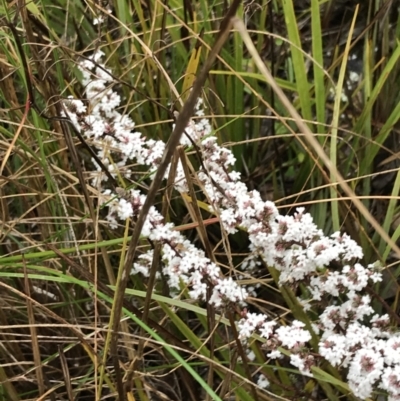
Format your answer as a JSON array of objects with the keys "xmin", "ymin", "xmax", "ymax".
[{"xmin": 0, "ymin": 0, "xmax": 400, "ymax": 400}]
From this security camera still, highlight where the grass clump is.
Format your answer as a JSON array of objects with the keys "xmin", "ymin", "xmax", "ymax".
[{"xmin": 1, "ymin": 1, "xmax": 400, "ymax": 400}]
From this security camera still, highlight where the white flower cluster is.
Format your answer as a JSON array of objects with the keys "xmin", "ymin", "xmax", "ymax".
[
  {"xmin": 319, "ymin": 315, "xmax": 400, "ymax": 399},
  {"xmin": 63, "ymin": 51, "xmax": 166, "ymax": 187},
  {"xmin": 62, "ymin": 51, "xmax": 246, "ymax": 307},
  {"xmin": 103, "ymin": 188, "xmax": 247, "ymax": 306},
  {"xmin": 63, "ymin": 52, "xmax": 399, "ymax": 400}
]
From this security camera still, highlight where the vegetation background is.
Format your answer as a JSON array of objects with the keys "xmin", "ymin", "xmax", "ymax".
[{"xmin": 0, "ymin": 0, "xmax": 399, "ymax": 400}]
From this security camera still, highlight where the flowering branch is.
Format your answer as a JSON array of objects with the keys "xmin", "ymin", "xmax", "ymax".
[{"xmin": 63, "ymin": 52, "xmax": 400, "ymax": 401}]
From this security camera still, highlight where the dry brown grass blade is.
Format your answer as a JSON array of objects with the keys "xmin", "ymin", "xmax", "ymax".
[
  {"xmin": 133, "ymin": 148, "xmax": 182, "ymax": 378},
  {"xmin": 0, "ymin": 365, "xmax": 19, "ymax": 401},
  {"xmin": 0, "ymin": 98, "xmax": 30, "ymax": 176},
  {"xmin": 177, "ymin": 146, "xmax": 218, "ymax": 400},
  {"xmin": 5, "ymin": 10, "xmax": 118, "ymax": 290},
  {"xmin": 108, "ymin": 2, "xmax": 242, "ymax": 399},
  {"xmin": 178, "ymin": 146, "xmax": 214, "ymax": 260},
  {"xmin": 46, "ymin": 243, "xmax": 190, "ymax": 351},
  {"xmin": 58, "ymin": 346, "xmax": 74, "ymax": 401},
  {"xmin": 0, "ymin": 279, "xmax": 106, "ymax": 394},
  {"xmin": 125, "ymin": 150, "xmax": 180, "ymax": 396},
  {"xmin": 233, "ymin": 17, "xmax": 400, "ymax": 260},
  {"xmin": 23, "ymin": 258, "xmax": 46, "ymax": 397}
]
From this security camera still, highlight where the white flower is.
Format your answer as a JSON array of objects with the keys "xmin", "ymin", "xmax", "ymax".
[
  {"xmin": 247, "ymin": 350, "xmax": 256, "ymax": 361},
  {"xmin": 319, "ymin": 335, "xmax": 348, "ymax": 366},
  {"xmin": 93, "ymin": 15, "xmax": 105, "ymax": 25},
  {"xmin": 259, "ymin": 321, "xmax": 277, "ymax": 339},
  {"xmin": 257, "ymin": 375, "xmax": 270, "ymax": 389},
  {"xmin": 267, "ymin": 350, "xmax": 283, "ymax": 359},
  {"xmin": 273, "ymin": 320, "xmax": 311, "ymax": 351},
  {"xmin": 347, "ymin": 348, "xmax": 384, "ymax": 399},
  {"xmin": 238, "ymin": 312, "xmax": 268, "ymax": 339},
  {"xmin": 290, "ymin": 354, "xmax": 313, "ymax": 376},
  {"xmin": 380, "ymin": 366, "xmax": 400, "ymax": 398},
  {"xmin": 116, "ymin": 198, "xmax": 133, "ymax": 220}
]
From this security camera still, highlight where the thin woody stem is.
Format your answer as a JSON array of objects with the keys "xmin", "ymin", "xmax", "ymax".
[{"xmin": 108, "ymin": 1, "xmax": 242, "ymax": 398}]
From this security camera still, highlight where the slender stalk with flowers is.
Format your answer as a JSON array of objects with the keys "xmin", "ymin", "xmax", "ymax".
[{"xmin": 61, "ymin": 51, "xmax": 400, "ymax": 401}]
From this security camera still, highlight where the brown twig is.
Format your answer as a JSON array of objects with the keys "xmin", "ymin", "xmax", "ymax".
[{"xmin": 108, "ymin": 1, "xmax": 242, "ymax": 398}]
